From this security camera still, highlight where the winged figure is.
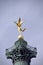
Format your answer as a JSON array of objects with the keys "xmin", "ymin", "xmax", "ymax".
[{"xmin": 15, "ymin": 18, "xmax": 26, "ymax": 32}]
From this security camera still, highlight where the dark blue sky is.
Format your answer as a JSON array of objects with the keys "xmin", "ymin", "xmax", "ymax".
[{"xmin": 0, "ymin": 0, "xmax": 43, "ymax": 65}]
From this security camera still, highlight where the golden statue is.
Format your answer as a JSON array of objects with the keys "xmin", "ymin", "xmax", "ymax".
[{"xmin": 14, "ymin": 18, "xmax": 26, "ymax": 39}]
